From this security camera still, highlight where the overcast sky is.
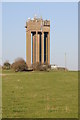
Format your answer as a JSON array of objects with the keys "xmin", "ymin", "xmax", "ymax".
[{"xmin": 2, "ymin": 2, "xmax": 78, "ymax": 70}]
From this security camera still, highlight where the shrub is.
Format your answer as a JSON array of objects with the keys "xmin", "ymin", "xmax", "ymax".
[
  {"xmin": 11, "ymin": 58, "xmax": 28, "ymax": 72},
  {"xmin": 3, "ymin": 61, "xmax": 11, "ymax": 70},
  {"xmin": 32, "ymin": 62, "xmax": 41, "ymax": 71},
  {"xmin": 32, "ymin": 62, "xmax": 51, "ymax": 71}
]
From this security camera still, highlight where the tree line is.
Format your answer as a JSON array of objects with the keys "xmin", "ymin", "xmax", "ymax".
[{"xmin": 2, "ymin": 58, "xmax": 51, "ymax": 72}]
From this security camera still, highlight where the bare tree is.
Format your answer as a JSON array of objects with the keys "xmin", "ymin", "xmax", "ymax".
[{"xmin": 12, "ymin": 58, "xmax": 28, "ymax": 72}]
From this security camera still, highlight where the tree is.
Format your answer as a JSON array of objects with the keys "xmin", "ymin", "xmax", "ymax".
[
  {"xmin": 3, "ymin": 61, "xmax": 11, "ymax": 70},
  {"xmin": 11, "ymin": 58, "xmax": 28, "ymax": 72}
]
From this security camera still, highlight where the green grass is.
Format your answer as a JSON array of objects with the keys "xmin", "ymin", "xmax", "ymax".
[
  {"xmin": 0, "ymin": 68, "xmax": 2, "ymax": 119},
  {"xmin": 2, "ymin": 70, "xmax": 78, "ymax": 118}
]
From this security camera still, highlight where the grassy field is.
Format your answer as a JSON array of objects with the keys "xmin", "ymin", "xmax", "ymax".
[
  {"xmin": 0, "ymin": 68, "xmax": 2, "ymax": 119},
  {"xmin": 2, "ymin": 70, "xmax": 78, "ymax": 118}
]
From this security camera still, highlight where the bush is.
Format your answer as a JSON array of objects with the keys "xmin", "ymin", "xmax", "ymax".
[
  {"xmin": 3, "ymin": 61, "xmax": 11, "ymax": 70},
  {"xmin": 11, "ymin": 58, "xmax": 28, "ymax": 72},
  {"xmin": 32, "ymin": 62, "xmax": 41, "ymax": 71},
  {"xmin": 32, "ymin": 62, "xmax": 51, "ymax": 71}
]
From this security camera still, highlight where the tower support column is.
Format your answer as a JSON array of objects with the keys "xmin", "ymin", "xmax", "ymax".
[
  {"xmin": 32, "ymin": 33, "xmax": 36, "ymax": 64},
  {"xmin": 26, "ymin": 31, "xmax": 31, "ymax": 67},
  {"xmin": 32, "ymin": 33, "xmax": 34, "ymax": 64},
  {"xmin": 37, "ymin": 33, "xmax": 40, "ymax": 62},
  {"xmin": 36, "ymin": 31, "xmax": 38, "ymax": 62},
  {"xmin": 46, "ymin": 33, "xmax": 48, "ymax": 63},
  {"xmin": 41, "ymin": 32, "xmax": 44, "ymax": 64},
  {"xmin": 48, "ymin": 32, "xmax": 50, "ymax": 64}
]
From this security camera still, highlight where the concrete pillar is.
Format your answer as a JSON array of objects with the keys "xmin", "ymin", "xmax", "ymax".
[
  {"xmin": 33, "ymin": 33, "xmax": 36, "ymax": 64},
  {"xmin": 39, "ymin": 33, "xmax": 42, "ymax": 63},
  {"xmin": 41, "ymin": 32, "xmax": 44, "ymax": 64},
  {"xmin": 46, "ymin": 34, "xmax": 48, "ymax": 63},
  {"xmin": 48, "ymin": 32, "xmax": 50, "ymax": 64},
  {"xmin": 36, "ymin": 31, "xmax": 38, "ymax": 62},
  {"xmin": 32, "ymin": 33, "xmax": 34, "ymax": 64},
  {"xmin": 26, "ymin": 31, "xmax": 31, "ymax": 67},
  {"xmin": 37, "ymin": 33, "xmax": 40, "ymax": 62}
]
